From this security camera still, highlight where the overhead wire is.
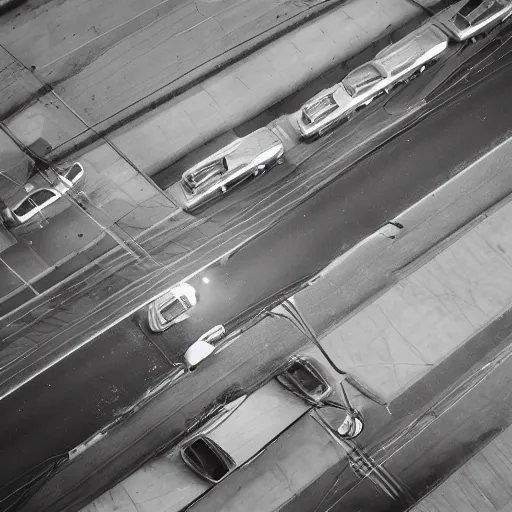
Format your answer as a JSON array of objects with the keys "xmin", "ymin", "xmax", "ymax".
[{"xmin": 266, "ymin": 299, "xmax": 388, "ymax": 407}]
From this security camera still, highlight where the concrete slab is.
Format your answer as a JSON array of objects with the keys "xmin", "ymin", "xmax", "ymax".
[
  {"xmin": 4, "ymin": 92, "xmax": 90, "ymax": 155},
  {"xmin": 80, "ymin": 483, "xmax": 139, "ymax": 512},
  {"xmin": 118, "ymin": 450, "xmax": 209, "ymax": 512},
  {"xmin": 2, "ymin": 0, "xmax": 356, "ymax": 129},
  {"xmin": 0, "ymin": 0, "xmax": 168, "ymax": 69},
  {"xmin": 0, "ymin": 47, "xmax": 41, "ymax": 118}
]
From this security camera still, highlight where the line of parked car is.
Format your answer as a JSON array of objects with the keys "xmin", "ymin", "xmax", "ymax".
[
  {"xmin": 2, "ymin": 3, "xmax": 510, "ymax": 235},
  {"xmin": 166, "ymin": 0, "xmax": 512, "ymax": 211},
  {"xmin": 141, "ymin": 0, "xmax": 512, "ymax": 373}
]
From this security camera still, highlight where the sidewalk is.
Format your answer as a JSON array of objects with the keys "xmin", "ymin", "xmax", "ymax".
[
  {"xmin": 2, "ymin": 0, "xmax": 424, "ymax": 174},
  {"xmin": 295, "ymin": 136, "xmax": 512, "ymax": 403},
  {"xmin": 0, "ymin": 0, "xmax": 347, "ymax": 119}
]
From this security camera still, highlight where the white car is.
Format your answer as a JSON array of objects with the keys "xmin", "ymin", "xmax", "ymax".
[
  {"xmin": 1, "ymin": 162, "xmax": 84, "ymax": 234},
  {"xmin": 81, "ymin": 357, "xmax": 363, "ymax": 512},
  {"xmin": 170, "ymin": 127, "xmax": 284, "ymax": 212},
  {"xmin": 435, "ymin": 0, "xmax": 512, "ymax": 42},
  {"xmin": 297, "ymin": 24, "xmax": 449, "ymax": 139},
  {"xmin": 147, "ymin": 283, "xmax": 198, "ymax": 333}
]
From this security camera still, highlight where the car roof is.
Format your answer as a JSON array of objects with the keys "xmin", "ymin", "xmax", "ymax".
[
  {"xmin": 374, "ymin": 24, "xmax": 448, "ymax": 74},
  {"xmin": 183, "ymin": 128, "xmax": 280, "ymax": 180}
]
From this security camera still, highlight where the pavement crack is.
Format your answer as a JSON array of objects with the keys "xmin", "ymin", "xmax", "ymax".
[
  {"xmin": 475, "ymin": 229, "xmax": 512, "ymax": 270},
  {"xmin": 377, "ymin": 304, "xmax": 429, "ymax": 366}
]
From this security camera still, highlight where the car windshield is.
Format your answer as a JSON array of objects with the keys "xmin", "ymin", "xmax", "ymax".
[
  {"xmin": 287, "ymin": 361, "xmax": 328, "ymax": 398},
  {"xmin": 31, "ymin": 189, "xmax": 56, "ymax": 206},
  {"xmin": 342, "ymin": 63, "xmax": 383, "ymax": 97},
  {"xmin": 65, "ymin": 163, "xmax": 83, "ymax": 183},
  {"xmin": 160, "ymin": 298, "xmax": 186, "ymax": 323},
  {"xmin": 182, "ymin": 438, "xmax": 230, "ymax": 482},
  {"xmin": 183, "ymin": 158, "xmax": 228, "ymax": 193},
  {"xmin": 303, "ymin": 94, "xmax": 338, "ymax": 123},
  {"xmin": 13, "ymin": 199, "xmax": 36, "ymax": 218}
]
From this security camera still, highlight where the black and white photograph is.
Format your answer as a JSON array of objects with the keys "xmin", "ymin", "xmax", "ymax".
[{"xmin": 1, "ymin": 0, "xmax": 512, "ymax": 510}]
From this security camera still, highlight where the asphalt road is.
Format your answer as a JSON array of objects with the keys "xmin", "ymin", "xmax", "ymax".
[
  {"xmin": 150, "ymin": 48, "xmax": 512, "ymax": 355},
  {"xmin": 1, "ymin": 25, "xmax": 506, "ymax": 396},
  {"xmin": 0, "ymin": 39, "xmax": 510, "ymax": 511},
  {"xmin": 0, "ymin": 320, "xmax": 176, "ymax": 495}
]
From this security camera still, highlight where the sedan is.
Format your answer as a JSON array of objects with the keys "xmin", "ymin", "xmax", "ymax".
[
  {"xmin": 297, "ymin": 24, "xmax": 449, "ymax": 139},
  {"xmin": 435, "ymin": 0, "xmax": 512, "ymax": 42},
  {"xmin": 1, "ymin": 162, "xmax": 84, "ymax": 234},
  {"xmin": 81, "ymin": 356, "xmax": 364, "ymax": 512},
  {"xmin": 147, "ymin": 282, "xmax": 198, "ymax": 333},
  {"xmin": 169, "ymin": 128, "xmax": 284, "ymax": 212}
]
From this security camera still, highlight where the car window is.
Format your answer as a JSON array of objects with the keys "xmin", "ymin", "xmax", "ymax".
[
  {"xmin": 30, "ymin": 189, "xmax": 57, "ymax": 207},
  {"xmin": 451, "ymin": 0, "xmax": 505, "ymax": 28},
  {"xmin": 182, "ymin": 438, "xmax": 231, "ymax": 482},
  {"xmin": 342, "ymin": 63, "xmax": 383, "ymax": 97},
  {"xmin": 287, "ymin": 361, "xmax": 328, "ymax": 398},
  {"xmin": 65, "ymin": 163, "xmax": 83, "ymax": 183},
  {"xmin": 13, "ymin": 198, "xmax": 36, "ymax": 217},
  {"xmin": 303, "ymin": 94, "xmax": 338, "ymax": 123},
  {"xmin": 183, "ymin": 158, "xmax": 228, "ymax": 193},
  {"xmin": 160, "ymin": 298, "xmax": 186, "ymax": 323}
]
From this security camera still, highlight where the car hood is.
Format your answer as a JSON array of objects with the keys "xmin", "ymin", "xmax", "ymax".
[{"xmin": 182, "ymin": 128, "xmax": 281, "ymax": 183}]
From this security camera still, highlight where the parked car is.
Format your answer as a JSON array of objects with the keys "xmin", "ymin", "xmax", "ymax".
[
  {"xmin": 147, "ymin": 282, "xmax": 198, "ymax": 333},
  {"xmin": 434, "ymin": 0, "xmax": 512, "ymax": 42},
  {"xmin": 0, "ymin": 162, "xmax": 84, "ymax": 233},
  {"xmin": 169, "ymin": 128, "xmax": 284, "ymax": 211},
  {"xmin": 181, "ymin": 355, "xmax": 363, "ymax": 484},
  {"xmin": 80, "ymin": 356, "xmax": 364, "ymax": 512},
  {"xmin": 277, "ymin": 355, "xmax": 364, "ymax": 440},
  {"xmin": 297, "ymin": 24, "xmax": 449, "ymax": 139}
]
